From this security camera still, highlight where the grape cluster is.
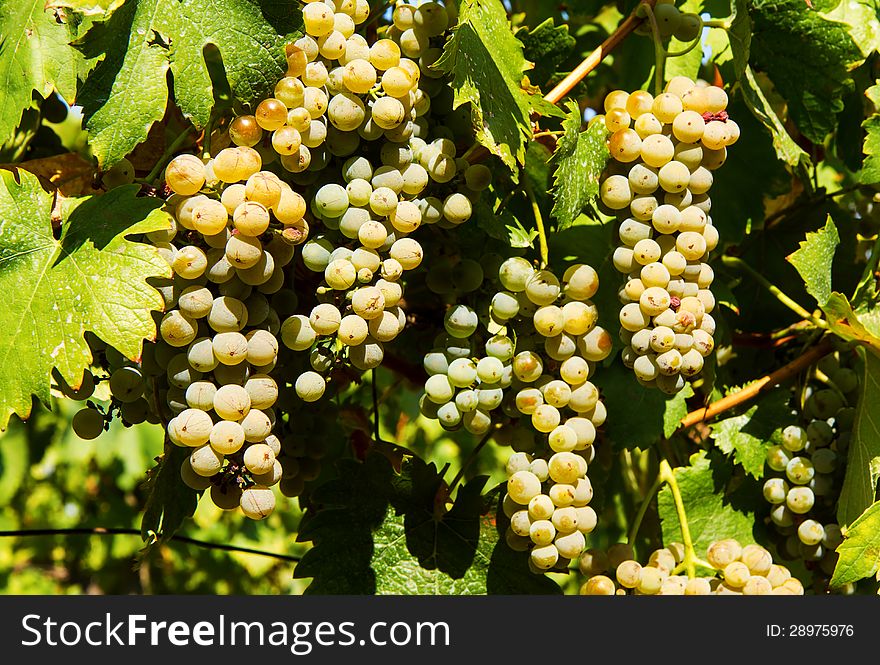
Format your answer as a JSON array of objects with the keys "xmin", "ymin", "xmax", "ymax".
[
  {"xmin": 634, "ymin": 0, "xmax": 704, "ymax": 43},
  {"xmin": 419, "ymin": 258, "xmax": 612, "ymax": 570},
  {"xmin": 217, "ymin": 0, "xmax": 487, "ymax": 399},
  {"xmin": 597, "ymin": 76, "xmax": 738, "ymax": 393},
  {"xmin": 421, "ymin": 259, "xmax": 611, "ymax": 441},
  {"xmin": 762, "ymin": 350, "xmax": 858, "ymax": 589},
  {"xmin": 67, "ymin": 1, "xmax": 481, "ymax": 518},
  {"xmin": 578, "ymin": 539, "xmax": 804, "ymax": 595}
]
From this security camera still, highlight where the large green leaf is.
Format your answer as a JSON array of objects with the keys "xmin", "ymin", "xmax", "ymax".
[
  {"xmin": 549, "ymin": 102, "xmax": 609, "ymax": 230},
  {"xmin": 739, "ymin": 66, "xmax": 811, "ymax": 171},
  {"xmin": 831, "ymin": 499, "xmax": 880, "ymax": 586},
  {"xmin": 748, "ymin": 0, "xmax": 865, "ymax": 143},
  {"xmin": 658, "ymin": 451, "xmax": 760, "ymax": 557},
  {"xmin": 434, "ymin": 0, "xmax": 563, "ymax": 173},
  {"xmin": 711, "ymin": 387, "xmax": 794, "ymax": 479},
  {"xmin": 838, "ymin": 349, "xmax": 880, "ymax": 527},
  {"xmin": 859, "ymin": 81, "xmax": 880, "ymax": 184},
  {"xmin": 295, "ymin": 453, "xmax": 560, "ymax": 594},
  {"xmin": 786, "ymin": 216, "xmax": 839, "ymax": 307},
  {"xmin": 729, "ymin": 0, "xmax": 752, "ymax": 78},
  {"xmin": 76, "ymin": 0, "xmax": 301, "ymax": 166},
  {"xmin": 819, "ymin": 0, "xmax": 880, "ymax": 59},
  {"xmin": 0, "ymin": 170, "xmax": 170, "ymax": 429},
  {"xmin": 0, "ymin": 1, "xmax": 83, "ymax": 146}
]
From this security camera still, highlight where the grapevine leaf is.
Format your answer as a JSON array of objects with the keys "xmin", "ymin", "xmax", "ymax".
[
  {"xmin": 859, "ymin": 81, "xmax": 880, "ymax": 184},
  {"xmin": 831, "ymin": 500, "xmax": 880, "ymax": 586},
  {"xmin": 664, "ymin": 384, "xmax": 694, "ymax": 438},
  {"xmin": 141, "ymin": 446, "xmax": 198, "ymax": 540},
  {"xmin": 822, "ymin": 294, "xmax": 880, "ymax": 354},
  {"xmin": 0, "ymin": 170, "xmax": 170, "ymax": 430},
  {"xmin": 515, "ymin": 18, "xmax": 575, "ymax": 87},
  {"xmin": 748, "ymin": 0, "xmax": 865, "ymax": 143},
  {"xmin": 729, "ymin": 0, "xmax": 751, "ymax": 78},
  {"xmin": 601, "ymin": 364, "xmax": 692, "ymax": 450},
  {"xmin": 47, "ymin": 0, "xmax": 126, "ymax": 17},
  {"xmin": 739, "ymin": 66, "xmax": 811, "ymax": 171},
  {"xmin": 434, "ymin": 0, "xmax": 563, "ymax": 173},
  {"xmin": 710, "ymin": 387, "xmax": 794, "ymax": 479},
  {"xmin": 0, "ymin": 0, "xmax": 84, "ymax": 146},
  {"xmin": 819, "ymin": 0, "xmax": 880, "ymax": 60},
  {"xmin": 838, "ymin": 348, "xmax": 880, "ymax": 526},
  {"xmin": 658, "ymin": 450, "xmax": 760, "ymax": 556},
  {"xmin": 786, "ymin": 215, "xmax": 839, "ymax": 307},
  {"xmin": 549, "ymin": 101, "xmax": 609, "ymax": 230},
  {"xmin": 664, "ymin": 0, "xmax": 705, "ymax": 81},
  {"xmin": 75, "ymin": 0, "xmax": 302, "ymax": 166},
  {"xmin": 473, "ymin": 200, "xmax": 537, "ymax": 248},
  {"xmin": 295, "ymin": 453, "xmax": 560, "ymax": 594}
]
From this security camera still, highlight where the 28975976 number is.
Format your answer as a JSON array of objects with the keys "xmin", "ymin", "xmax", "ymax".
[{"xmin": 766, "ymin": 625, "xmax": 854, "ymax": 637}]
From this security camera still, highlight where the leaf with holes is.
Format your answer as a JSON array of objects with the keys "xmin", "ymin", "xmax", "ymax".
[
  {"xmin": 295, "ymin": 453, "xmax": 560, "ymax": 594},
  {"xmin": 74, "ymin": 0, "xmax": 302, "ymax": 167},
  {"xmin": 0, "ymin": 169, "xmax": 170, "ymax": 430}
]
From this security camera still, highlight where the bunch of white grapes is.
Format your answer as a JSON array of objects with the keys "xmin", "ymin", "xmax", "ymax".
[
  {"xmin": 762, "ymin": 350, "xmax": 858, "ymax": 589},
  {"xmin": 634, "ymin": 0, "xmax": 703, "ymax": 43},
  {"xmin": 420, "ymin": 259, "xmax": 612, "ymax": 444},
  {"xmin": 67, "ymin": 1, "xmax": 486, "ymax": 518},
  {"xmin": 597, "ymin": 76, "xmax": 738, "ymax": 393},
  {"xmin": 503, "ymin": 447, "xmax": 598, "ymax": 574},
  {"xmin": 419, "ymin": 258, "xmax": 612, "ymax": 571},
  {"xmin": 222, "ymin": 0, "xmax": 490, "ymax": 400},
  {"xmin": 578, "ymin": 539, "xmax": 804, "ymax": 595}
]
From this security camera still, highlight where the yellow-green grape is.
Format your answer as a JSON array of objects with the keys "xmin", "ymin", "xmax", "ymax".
[
  {"xmin": 165, "ymin": 154, "xmax": 206, "ymax": 195},
  {"xmin": 240, "ymin": 486, "xmax": 276, "ymax": 520}
]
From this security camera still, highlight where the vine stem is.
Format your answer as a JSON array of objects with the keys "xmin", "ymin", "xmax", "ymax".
[
  {"xmin": 446, "ymin": 429, "xmax": 494, "ymax": 496},
  {"xmin": 658, "ymin": 459, "xmax": 696, "ymax": 578},
  {"xmin": 664, "ymin": 29, "xmax": 703, "ymax": 58},
  {"xmin": 721, "ymin": 255, "xmax": 826, "ymax": 328},
  {"xmin": 678, "ymin": 337, "xmax": 834, "ymax": 429},
  {"xmin": 144, "ymin": 127, "xmax": 196, "ymax": 185},
  {"xmin": 627, "ymin": 472, "xmax": 663, "ymax": 546},
  {"xmin": 524, "ymin": 177, "xmax": 549, "ymax": 267},
  {"xmin": 0, "ymin": 527, "xmax": 301, "ymax": 563},
  {"xmin": 543, "ymin": 0, "xmax": 658, "ymax": 104},
  {"xmin": 641, "ymin": 3, "xmax": 666, "ymax": 96}
]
